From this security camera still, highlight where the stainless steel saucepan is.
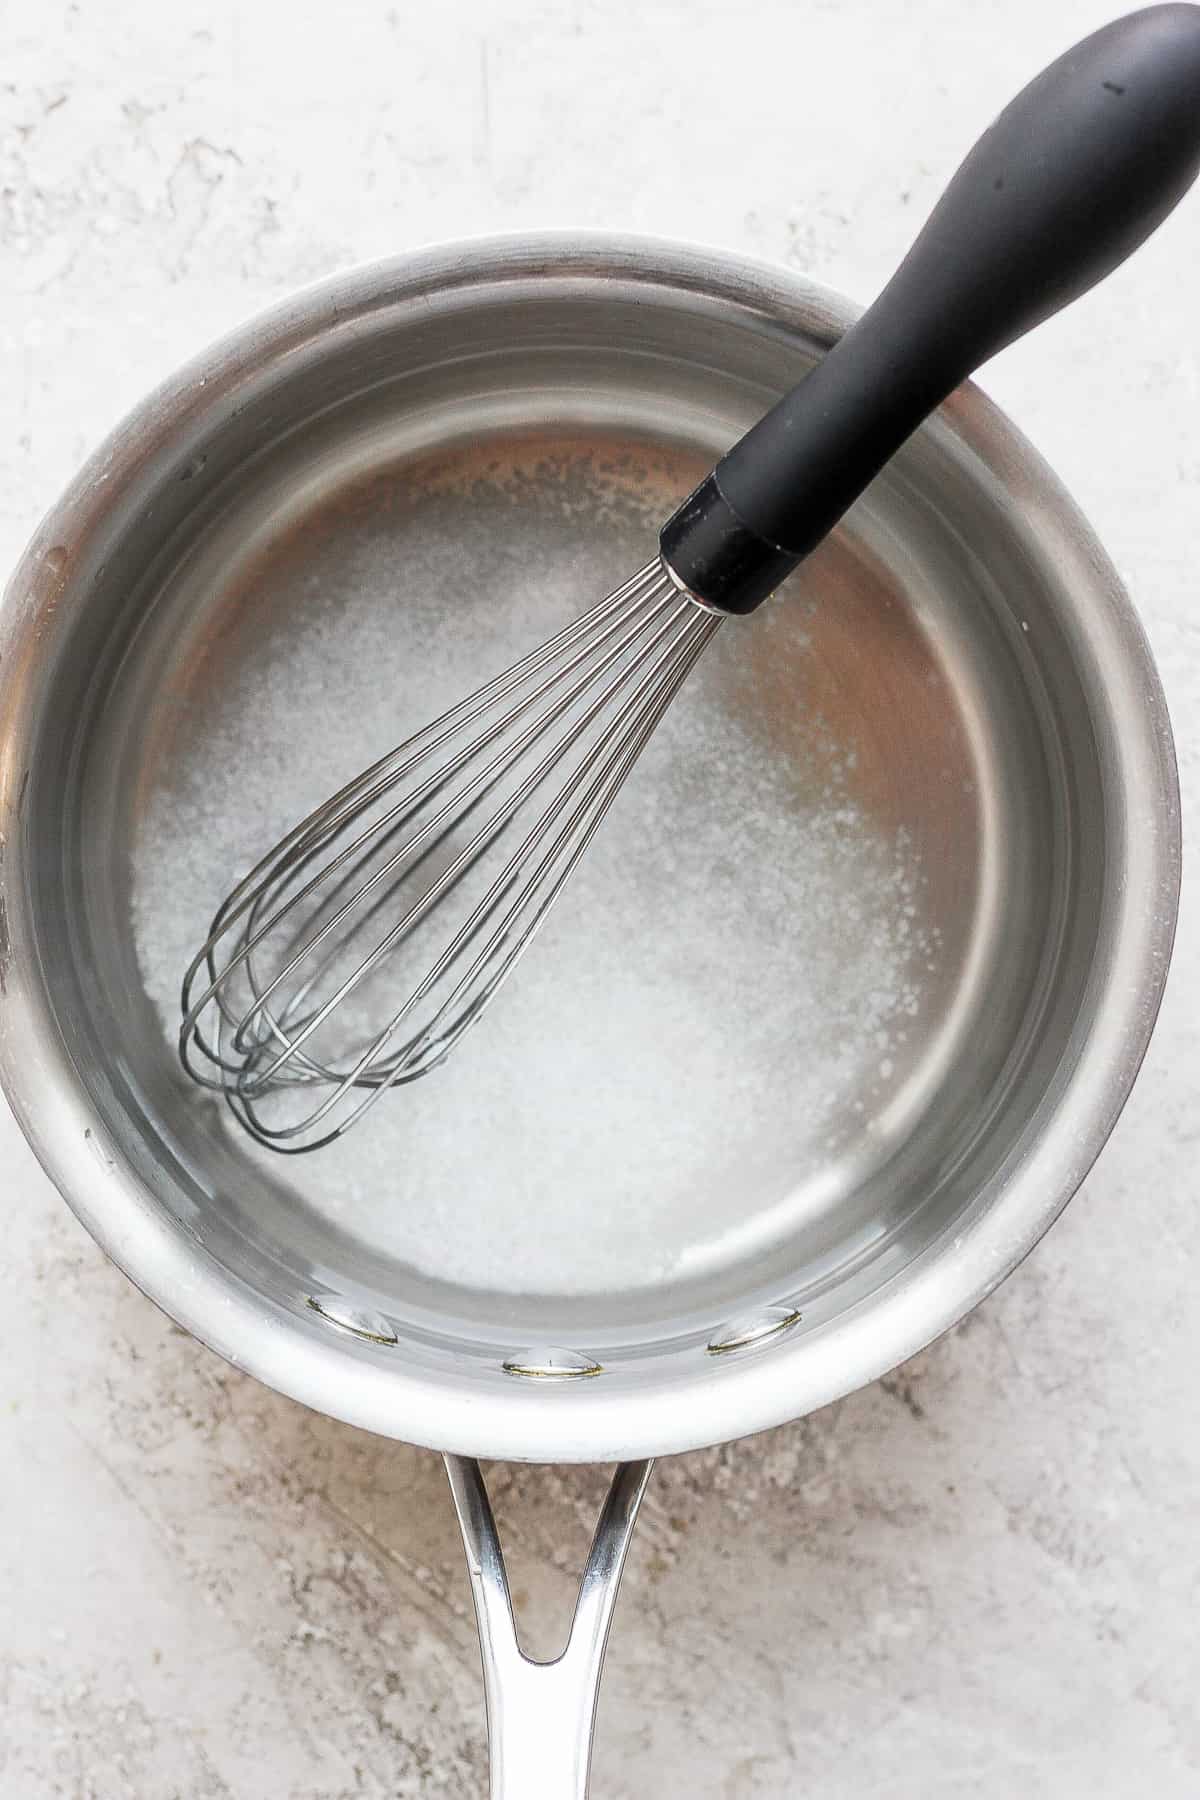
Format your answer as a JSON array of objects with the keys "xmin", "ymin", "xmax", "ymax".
[{"xmin": 0, "ymin": 233, "xmax": 1180, "ymax": 1793}]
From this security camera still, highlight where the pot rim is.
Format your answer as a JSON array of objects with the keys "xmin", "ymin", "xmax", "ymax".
[{"xmin": 0, "ymin": 230, "xmax": 1181, "ymax": 1461}]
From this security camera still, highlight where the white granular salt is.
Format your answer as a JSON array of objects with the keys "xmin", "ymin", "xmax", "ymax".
[{"xmin": 130, "ymin": 452, "xmax": 937, "ymax": 1296}]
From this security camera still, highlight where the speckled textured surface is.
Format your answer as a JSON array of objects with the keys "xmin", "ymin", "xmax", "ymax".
[{"xmin": 3, "ymin": 3, "xmax": 1199, "ymax": 1795}]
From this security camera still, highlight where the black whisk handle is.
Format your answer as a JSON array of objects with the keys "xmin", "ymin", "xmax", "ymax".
[{"xmin": 661, "ymin": 4, "xmax": 1200, "ymax": 614}]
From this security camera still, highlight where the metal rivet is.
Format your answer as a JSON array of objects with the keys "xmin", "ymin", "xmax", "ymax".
[
  {"xmin": 707, "ymin": 1303, "xmax": 804, "ymax": 1357},
  {"xmin": 502, "ymin": 1347, "xmax": 603, "ymax": 1380},
  {"xmin": 83, "ymin": 1126, "xmax": 116, "ymax": 1172},
  {"xmin": 306, "ymin": 1293, "xmax": 398, "ymax": 1345}
]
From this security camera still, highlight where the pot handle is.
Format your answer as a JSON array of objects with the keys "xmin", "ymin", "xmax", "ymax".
[{"xmin": 445, "ymin": 1456, "xmax": 654, "ymax": 1799}]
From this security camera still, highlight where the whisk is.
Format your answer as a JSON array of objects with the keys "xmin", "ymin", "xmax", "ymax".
[{"xmin": 180, "ymin": 6, "xmax": 1200, "ymax": 1151}]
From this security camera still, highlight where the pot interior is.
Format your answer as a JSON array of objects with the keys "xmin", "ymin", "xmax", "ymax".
[{"xmin": 5, "ymin": 250, "xmax": 1132, "ymax": 1433}]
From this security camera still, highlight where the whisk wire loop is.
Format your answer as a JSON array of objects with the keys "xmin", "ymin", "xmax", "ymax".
[{"xmin": 179, "ymin": 559, "xmax": 719, "ymax": 1151}]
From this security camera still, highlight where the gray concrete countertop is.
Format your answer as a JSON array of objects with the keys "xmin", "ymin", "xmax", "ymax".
[{"xmin": 2, "ymin": 3, "xmax": 1198, "ymax": 1795}]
